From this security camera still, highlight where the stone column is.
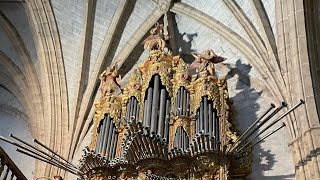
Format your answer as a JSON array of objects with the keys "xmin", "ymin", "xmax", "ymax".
[{"xmin": 276, "ymin": 0, "xmax": 320, "ymax": 179}]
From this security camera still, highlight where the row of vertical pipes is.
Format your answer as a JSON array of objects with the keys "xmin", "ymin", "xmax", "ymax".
[
  {"xmin": 143, "ymin": 75, "xmax": 170, "ymax": 141},
  {"xmin": 173, "ymin": 126, "xmax": 189, "ymax": 150},
  {"xmin": 174, "ymin": 86, "xmax": 190, "ymax": 117},
  {"xmin": 125, "ymin": 97, "xmax": 139, "ymax": 123},
  {"xmin": 195, "ymin": 97, "xmax": 219, "ymax": 142},
  {"xmin": 95, "ymin": 114, "xmax": 118, "ymax": 160}
]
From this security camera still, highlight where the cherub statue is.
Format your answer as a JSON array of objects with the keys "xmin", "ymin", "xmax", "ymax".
[
  {"xmin": 188, "ymin": 49, "xmax": 226, "ymax": 78},
  {"xmin": 143, "ymin": 22, "xmax": 170, "ymax": 51},
  {"xmin": 99, "ymin": 63, "xmax": 122, "ymax": 96}
]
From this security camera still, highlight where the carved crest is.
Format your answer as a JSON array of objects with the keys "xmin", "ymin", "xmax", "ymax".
[{"xmin": 143, "ymin": 23, "xmax": 170, "ymax": 51}]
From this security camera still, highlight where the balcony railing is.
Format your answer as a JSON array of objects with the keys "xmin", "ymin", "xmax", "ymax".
[{"xmin": 0, "ymin": 146, "xmax": 27, "ymax": 180}]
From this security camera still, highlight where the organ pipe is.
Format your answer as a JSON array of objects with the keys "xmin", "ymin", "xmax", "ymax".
[{"xmin": 151, "ymin": 75, "xmax": 160, "ymax": 135}]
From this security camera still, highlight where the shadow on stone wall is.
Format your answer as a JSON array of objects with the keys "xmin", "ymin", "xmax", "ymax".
[
  {"xmin": 175, "ymin": 32, "xmax": 198, "ymax": 64},
  {"xmin": 224, "ymin": 60, "xmax": 281, "ymax": 179}
]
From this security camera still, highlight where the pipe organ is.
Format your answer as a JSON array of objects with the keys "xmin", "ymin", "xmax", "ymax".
[
  {"xmin": 0, "ymin": 22, "xmax": 305, "ymax": 180},
  {"xmin": 79, "ymin": 23, "xmax": 251, "ymax": 179}
]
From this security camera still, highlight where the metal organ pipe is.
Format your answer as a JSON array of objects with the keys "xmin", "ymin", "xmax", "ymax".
[
  {"xmin": 204, "ymin": 97, "xmax": 208, "ymax": 134},
  {"xmin": 177, "ymin": 127, "xmax": 180, "ymax": 148},
  {"xmin": 179, "ymin": 87, "xmax": 183, "ymax": 116},
  {"xmin": 186, "ymin": 92, "xmax": 190, "ymax": 116},
  {"xmin": 196, "ymin": 111, "xmax": 199, "ymax": 134},
  {"xmin": 151, "ymin": 75, "xmax": 160, "ymax": 135},
  {"xmin": 200, "ymin": 102, "xmax": 204, "ymax": 132},
  {"xmin": 95, "ymin": 120, "xmax": 103, "ymax": 153},
  {"xmin": 100, "ymin": 115, "xmax": 110, "ymax": 154},
  {"xmin": 180, "ymin": 127, "xmax": 183, "ymax": 149},
  {"xmin": 164, "ymin": 99, "xmax": 170, "ymax": 142},
  {"xmin": 143, "ymin": 99, "xmax": 148, "ymax": 126},
  {"xmin": 136, "ymin": 103, "xmax": 140, "ymax": 122},
  {"xmin": 132, "ymin": 99, "xmax": 138, "ymax": 122},
  {"xmin": 109, "ymin": 127, "xmax": 116, "ymax": 160},
  {"xmin": 126, "ymin": 101, "xmax": 130, "ymax": 122},
  {"xmin": 182, "ymin": 128, "xmax": 185, "ymax": 149},
  {"xmin": 208, "ymin": 103, "xmax": 213, "ymax": 137},
  {"xmin": 146, "ymin": 87, "xmax": 153, "ymax": 127},
  {"xmin": 158, "ymin": 89, "xmax": 166, "ymax": 137},
  {"xmin": 129, "ymin": 97, "xmax": 134, "ymax": 119},
  {"xmin": 215, "ymin": 115, "xmax": 219, "ymax": 146},
  {"xmin": 213, "ymin": 109, "xmax": 217, "ymax": 141},
  {"xmin": 182, "ymin": 89, "xmax": 186, "ymax": 116},
  {"xmin": 176, "ymin": 89, "xmax": 180, "ymax": 116},
  {"xmin": 175, "ymin": 90, "xmax": 179, "ymax": 115},
  {"xmin": 104, "ymin": 118, "xmax": 113, "ymax": 156}
]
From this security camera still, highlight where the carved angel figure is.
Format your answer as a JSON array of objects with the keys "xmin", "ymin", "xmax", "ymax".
[
  {"xmin": 99, "ymin": 64, "xmax": 122, "ymax": 96},
  {"xmin": 143, "ymin": 22, "xmax": 169, "ymax": 51},
  {"xmin": 188, "ymin": 49, "xmax": 226, "ymax": 77}
]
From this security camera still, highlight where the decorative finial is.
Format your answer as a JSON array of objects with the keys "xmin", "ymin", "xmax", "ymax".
[{"xmin": 143, "ymin": 22, "xmax": 170, "ymax": 51}]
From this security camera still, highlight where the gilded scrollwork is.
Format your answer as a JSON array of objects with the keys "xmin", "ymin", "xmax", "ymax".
[
  {"xmin": 168, "ymin": 116, "xmax": 192, "ymax": 149},
  {"xmin": 122, "ymin": 69, "xmax": 142, "ymax": 104},
  {"xmin": 188, "ymin": 76, "xmax": 220, "ymax": 116}
]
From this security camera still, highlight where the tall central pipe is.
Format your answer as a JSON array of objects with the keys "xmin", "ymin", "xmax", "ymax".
[
  {"xmin": 151, "ymin": 75, "xmax": 160, "ymax": 135},
  {"xmin": 158, "ymin": 89, "xmax": 166, "ymax": 137},
  {"xmin": 100, "ymin": 115, "xmax": 110, "ymax": 154},
  {"xmin": 108, "ymin": 127, "xmax": 116, "ymax": 160},
  {"xmin": 200, "ymin": 101, "xmax": 204, "ymax": 132},
  {"xmin": 146, "ymin": 87, "xmax": 153, "ymax": 127},
  {"xmin": 204, "ymin": 97, "xmax": 208, "ymax": 134},
  {"xmin": 104, "ymin": 119, "xmax": 113, "ymax": 156},
  {"xmin": 179, "ymin": 87, "xmax": 183, "ymax": 116},
  {"xmin": 164, "ymin": 99, "xmax": 170, "ymax": 141},
  {"xmin": 208, "ymin": 103, "xmax": 213, "ymax": 137},
  {"xmin": 143, "ymin": 99, "xmax": 148, "ymax": 126}
]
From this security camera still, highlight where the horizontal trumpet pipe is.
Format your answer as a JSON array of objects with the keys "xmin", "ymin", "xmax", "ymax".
[
  {"xmin": 229, "ymin": 103, "xmax": 275, "ymax": 150},
  {"xmin": 230, "ymin": 102, "xmax": 286, "ymax": 152},
  {"xmin": 17, "ymin": 148, "xmax": 79, "ymax": 176},
  {"xmin": 0, "ymin": 135, "xmax": 77, "ymax": 172},
  {"xmin": 238, "ymin": 123, "xmax": 286, "ymax": 154},
  {"xmin": 237, "ymin": 99, "xmax": 304, "ymax": 153}
]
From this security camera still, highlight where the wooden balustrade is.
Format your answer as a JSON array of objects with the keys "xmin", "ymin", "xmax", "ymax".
[{"xmin": 0, "ymin": 146, "xmax": 27, "ymax": 180}]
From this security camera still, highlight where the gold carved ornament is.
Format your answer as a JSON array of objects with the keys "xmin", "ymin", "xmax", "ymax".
[{"xmin": 121, "ymin": 69, "xmax": 143, "ymax": 121}]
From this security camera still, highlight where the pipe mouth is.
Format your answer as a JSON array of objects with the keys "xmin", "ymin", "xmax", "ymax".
[
  {"xmin": 300, "ymin": 99, "xmax": 305, "ymax": 104},
  {"xmin": 271, "ymin": 103, "xmax": 276, "ymax": 108}
]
